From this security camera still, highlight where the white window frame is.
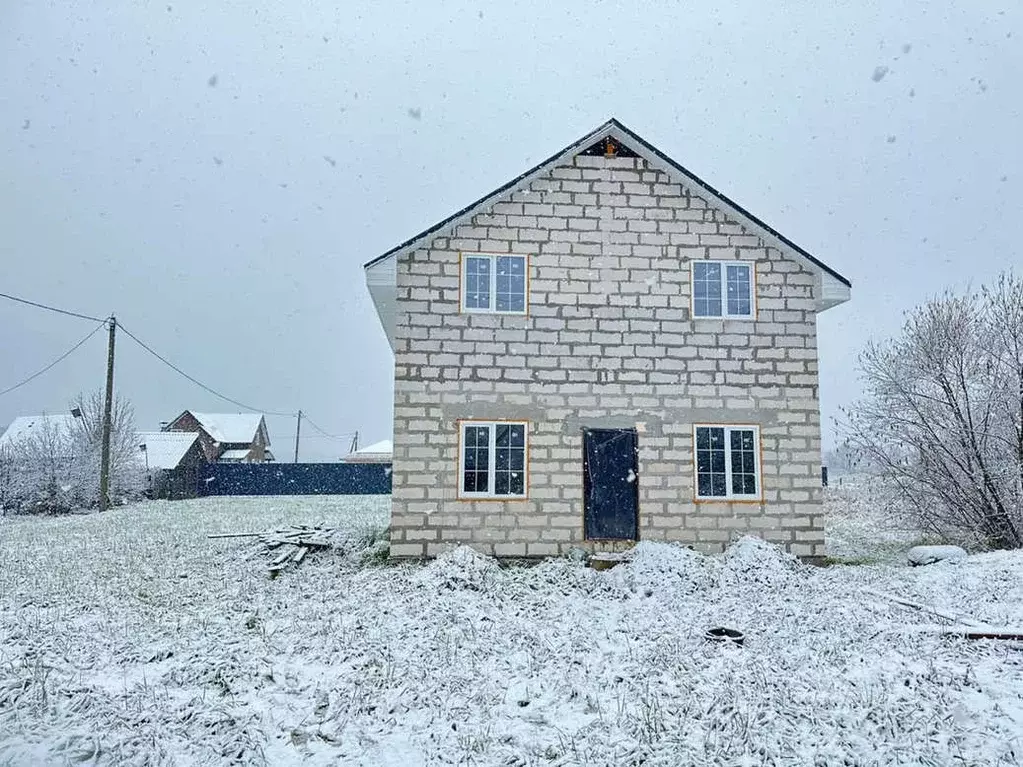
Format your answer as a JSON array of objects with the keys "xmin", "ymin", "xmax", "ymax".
[
  {"xmin": 690, "ymin": 260, "xmax": 755, "ymax": 319},
  {"xmin": 460, "ymin": 253, "xmax": 528, "ymax": 315},
  {"xmin": 693, "ymin": 424, "xmax": 762, "ymax": 501},
  {"xmin": 457, "ymin": 420, "xmax": 529, "ymax": 499}
]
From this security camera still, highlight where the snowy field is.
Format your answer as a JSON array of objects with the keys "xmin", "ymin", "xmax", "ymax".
[
  {"xmin": 824, "ymin": 475, "xmax": 928, "ymax": 563},
  {"xmin": 1, "ymin": 494, "xmax": 1022, "ymax": 766}
]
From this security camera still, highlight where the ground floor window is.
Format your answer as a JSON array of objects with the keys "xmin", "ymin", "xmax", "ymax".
[
  {"xmin": 694, "ymin": 424, "xmax": 761, "ymax": 500},
  {"xmin": 458, "ymin": 421, "xmax": 527, "ymax": 499}
]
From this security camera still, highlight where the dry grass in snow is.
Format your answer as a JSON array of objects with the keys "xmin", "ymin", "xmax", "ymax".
[
  {"xmin": 1, "ymin": 494, "xmax": 1022, "ymax": 766},
  {"xmin": 824, "ymin": 475, "xmax": 928, "ymax": 563}
]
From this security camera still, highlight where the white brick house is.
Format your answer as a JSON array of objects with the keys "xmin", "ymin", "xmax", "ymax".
[{"xmin": 364, "ymin": 119, "xmax": 850, "ymax": 560}]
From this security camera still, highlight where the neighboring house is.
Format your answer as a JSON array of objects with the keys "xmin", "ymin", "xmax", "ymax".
[
  {"xmin": 163, "ymin": 411, "xmax": 271, "ymax": 463},
  {"xmin": 341, "ymin": 439, "xmax": 393, "ymax": 464},
  {"xmin": 364, "ymin": 118, "xmax": 851, "ymax": 560},
  {"xmin": 137, "ymin": 431, "xmax": 206, "ymax": 499},
  {"xmin": 0, "ymin": 414, "xmax": 77, "ymax": 456}
]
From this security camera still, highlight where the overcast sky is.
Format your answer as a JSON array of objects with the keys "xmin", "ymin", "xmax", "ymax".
[{"xmin": 1, "ymin": 0, "xmax": 1020, "ymax": 460}]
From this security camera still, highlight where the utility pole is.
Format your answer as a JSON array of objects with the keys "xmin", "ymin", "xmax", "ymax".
[
  {"xmin": 98, "ymin": 315, "xmax": 116, "ymax": 511},
  {"xmin": 293, "ymin": 410, "xmax": 302, "ymax": 463}
]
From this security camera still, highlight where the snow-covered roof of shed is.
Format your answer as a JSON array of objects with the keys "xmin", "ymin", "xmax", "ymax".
[
  {"xmin": 138, "ymin": 431, "xmax": 198, "ymax": 470},
  {"xmin": 355, "ymin": 439, "xmax": 392, "ymax": 455},
  {"xmin": 190, "ymin": 413, "xmax": 264, "ymax": 444},
  {"xmin": 0, "ymin": 414, "xmax": 77, "ymax": 449},
  {"xmin": 218, "ymin": 448, "xmax": 252, "ymax": 462}
]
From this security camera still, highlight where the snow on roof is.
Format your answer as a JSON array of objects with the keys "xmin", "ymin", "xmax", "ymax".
[
  {"xmin": 189, "ymin": 413, "xmax": 264, "ymax": 445},
  {"xmin": 342, "ymin": 439, "xmax": 393, "ymax": 463},
  {"xmin": 138, "ymin": 432, "xmax": 198, "ymax": 470},
  {"xmin": 218, "ymin": 448, "xmax": 252, "ymax": 462},
  {"xmin": 0, "ymin": 414, "xmax": 77, "ymax": 449},
  {"xmin": 355, "ymin": 439, "xmax": 392, "ymax": 455}
]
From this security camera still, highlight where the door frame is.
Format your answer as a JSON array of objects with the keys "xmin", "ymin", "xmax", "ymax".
[{"xmin": 581, "ymin": 427, "xmax": 640, "ymax": 541}]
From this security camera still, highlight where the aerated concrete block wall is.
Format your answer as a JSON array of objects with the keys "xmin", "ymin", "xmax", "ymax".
[{"xmin": 388, "ymin": 153, "xmax": 824, "ymax": 559}]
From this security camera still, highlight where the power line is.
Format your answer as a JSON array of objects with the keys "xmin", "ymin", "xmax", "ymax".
[
  {"xmin": 3, "ymin": 306, "xmax": 356, "ymax": 438},
  {"xmin": 117, "ymin": 322, "xmax": 295, "ymax": 417},
  {"xmin": 0, "ymin": 320, "xmax": 108, "ymax": 398},
  {"xmin": 0, "ymin": 291, "xmax": 107, "ymax": 324},
  {"xmin": 280, "ymin": 431, "xmax": 358, "ymax": 441},
  {"xmin": 301, "ymin": 414, "xmax": 353, "ymax": 440}
]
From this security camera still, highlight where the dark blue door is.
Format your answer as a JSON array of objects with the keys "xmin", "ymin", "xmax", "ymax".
[{"xmin": 583, "ymin": 429, "xmax": 639, "ymax": 540}]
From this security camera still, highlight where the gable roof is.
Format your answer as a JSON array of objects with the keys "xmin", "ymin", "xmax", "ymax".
[
  {"xmin": 364, "ymin": 118, "xmax": 850, "ymax": 288},
  {"xmin": 138, "ymin": 431, "xmax": 199, "ymax": 470},
  {"xmin": 0, "ymin": 414, "xmax": 77, "ymax": 450},
  {"xmin": 189, "ymin": 412, "xmax": 266, "ymax": 445},
  {"xmin": 363, "ymin": 119, "xmax": 851, "ymax": 346}
]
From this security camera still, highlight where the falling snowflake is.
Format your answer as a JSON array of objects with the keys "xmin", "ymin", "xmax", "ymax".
[{"xmin": 871, "ymin": 65, "xmax": 889, "ymax": 83}]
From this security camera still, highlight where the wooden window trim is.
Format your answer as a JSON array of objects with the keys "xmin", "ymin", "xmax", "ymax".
[
  {"xmin": 692, "ymin": 423, "xmax": 765, "ymax": 503},
  {"xmin": 456, "ymin": 419, "xmax": 530, "ymax": 501}
]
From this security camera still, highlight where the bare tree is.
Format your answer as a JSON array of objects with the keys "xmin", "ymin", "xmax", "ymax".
[
  {"xmin": 66, "ymin": 391, "xmax": 145, "ymax": 507},
  {"xmin": 1, "ymin": 414, "xmax": 77, "ymax": 513},
  {"xmin": 840, "ymin": 273, "xmax": 1023, "ymax": 549},
  {"xmin": 0, "ymin": 392, "xmax": 144, "ymax": 514}
]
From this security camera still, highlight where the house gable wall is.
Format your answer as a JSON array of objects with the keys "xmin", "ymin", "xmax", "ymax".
[
  {"xmin": 390, "ymin": 152, "xmax": 823, "ymax": 558},
  {"xmin": 164, "ymin": 412, "xmax": 268, "ymax": 462},
  {"xmin": 165, "ymin": 412, "xmax": 220, "ymax": 462}
]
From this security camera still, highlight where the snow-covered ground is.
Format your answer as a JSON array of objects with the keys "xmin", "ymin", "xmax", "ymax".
[
  {"xmin": 1, "ymin": 494, "xmax": 1022, "ymax": 766},
  {"xmin": 824, "ymin": 475, "xmax": 927, "ymax": 563}
]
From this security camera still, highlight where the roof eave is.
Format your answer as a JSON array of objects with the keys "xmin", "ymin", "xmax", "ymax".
[
  {"xmin": 362, "ymin": 118, "xmax": 850, "ymax": 291},
  {"xmin": 362, "ymin": 117, "xmax": 852, "ymax": 327}
]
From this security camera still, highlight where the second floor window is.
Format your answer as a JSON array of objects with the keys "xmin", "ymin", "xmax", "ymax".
[
  {"xmin": 692, "ymin": 261, "xmax": 754, "ymax": 319},
  {"xmin": 461, "ymin": 253, "xmax": 527, "ymax": 314}
]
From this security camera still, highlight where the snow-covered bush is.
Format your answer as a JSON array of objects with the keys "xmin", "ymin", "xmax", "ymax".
[
  {"xmin": 0, "ymin": 392, "xmax": 144, "ymax": 514},
  {"xmin": 841, "ymin": 272, "xmax": 1023, "ymax": 549}
]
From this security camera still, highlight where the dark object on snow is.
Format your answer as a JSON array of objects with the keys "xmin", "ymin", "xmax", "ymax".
[
  {"xmin": 821, "ymin": 466, "xmax": 829, "ymax": 487},
  {"xmin": 588, "ymin": 552, "xmax": 627, "ymax": 571},
  {"xmin": 907, "ymin": 545, "xmax": 967, "ymax": 567},
  {"xmin": 705, "ymin": 627, "xmax": 745, "ymax": 646},
  {"xmin": 947, "ymin": 627, "xmax": 1023, "ymax": 641}
]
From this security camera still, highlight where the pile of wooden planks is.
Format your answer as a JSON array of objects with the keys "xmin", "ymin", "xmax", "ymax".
[{"xmin": 209, "ymin": 525, "xmax": 341, "ymax": 576}]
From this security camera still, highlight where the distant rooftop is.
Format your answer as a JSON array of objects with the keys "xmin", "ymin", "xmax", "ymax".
[
  {"xmin": 138, "ymin": 431, "xmax": 198, "ymax": 470},
  {"xmin": 0, "ymin": 414, "xmax": 77, "ymax": 449},
  {"xmin": 342, "ymin": 439, "xmax": 393, "ymax": 464},
  {"xmin": 188, "ymin": 412, "xmax": 265, "ymax": 445},
  {"xmin": 355, "ymin": 439, "xmax": 392, "ymax": 455},
  {"xmin": 218, "ymin": 448, "xmax": 252, "ymax": 462}
]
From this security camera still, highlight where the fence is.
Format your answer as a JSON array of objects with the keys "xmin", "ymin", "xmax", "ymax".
[{"xmin": 197, "ymin": 462, "xmax": 392, "ymax": 496}]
